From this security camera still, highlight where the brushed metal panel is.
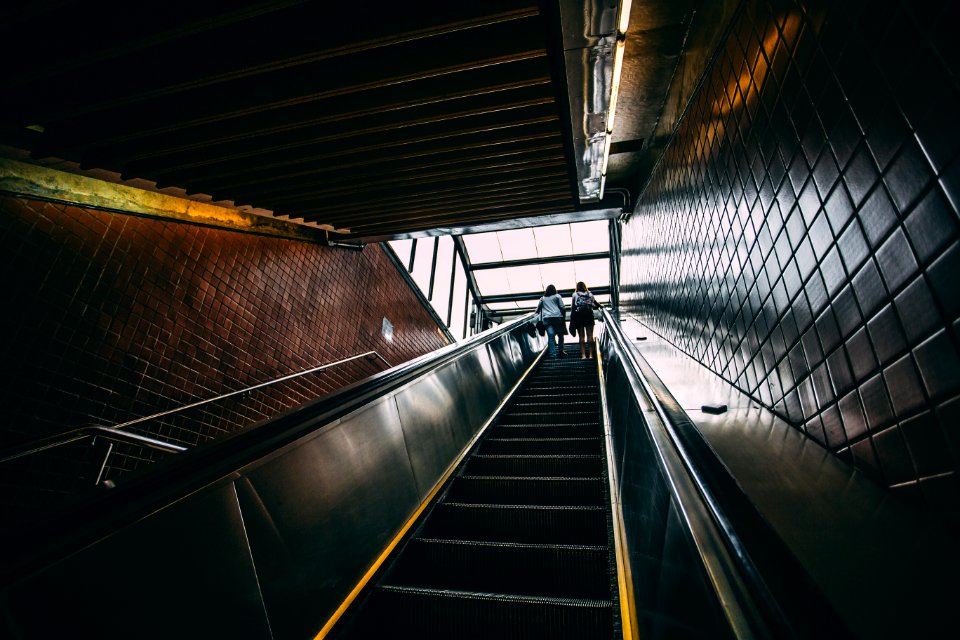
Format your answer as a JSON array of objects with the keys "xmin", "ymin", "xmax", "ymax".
[
  {"xmin": 5, "ymin": 483, "xmax": 271, "ymax": 640},
  {"xmin": 453, "ymin": 345, "xmax": 502, "ymax": 442},
  {"xmin": 499, "ymin": 326, "xmax": 536, "ymax": 385},
  {"xmin": 395, "ymin": 362, "xmax": 463, "ymax": 500},
  {"xmin": 487, "ymin": 337, "xmax": 512, "ymax": 390},
  {"xmin": 238, "ymin": 396, "xmax": 419, "ymax": 640}
]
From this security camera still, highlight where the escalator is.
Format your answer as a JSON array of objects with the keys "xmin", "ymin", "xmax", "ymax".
[
  {"xmin": 3, "ymin": 313, "xmax": 845, "ymax": 640},
  {"xmin": 331, "ymin": 347, "xmax": 622, "ymax": 639}
]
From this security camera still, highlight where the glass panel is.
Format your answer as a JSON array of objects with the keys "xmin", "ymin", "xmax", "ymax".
[
  {"xmin": 388, "ymin": 239, "xmax": 413, "ymax": 268},
  {"xmin": 497, "ymin": 228, "xmax": 537, "ymax": 260},
  {"xmin": 570, "ymin": 220, "xmax": 610, "ymax": 253},
  {"xmin": 473, "ymin": 269, "xmax": 505, "ymax": 296},
  {"xmin": 505, "ymin": 264, "xmax": 542, "ymax": 295},
  {"xmin": 539, "ymin": 262, "xmax": 577, "ymax": 293},
  {"xmin": 533, "ymin": 224, "xmax": 573, "ymax": 257},
  {"xmin": 572, "ymin": 258, "xmax": 610, "ymax": 288},
  {"xmin": 432, "ymin": 235, "xmax": 454, "ymax": 322},
  {"xmin": 464, "ymin": 222, "xmax": 614, "ymax": 307},
  {"xmin": 462, "ymin": 232, "xmax": 503, "ymax": 263}
]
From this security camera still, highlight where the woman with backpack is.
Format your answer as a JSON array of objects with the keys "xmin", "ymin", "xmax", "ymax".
[{"xmin": 570, "ymin": 281, "xmax": 600, "ymax": 359}]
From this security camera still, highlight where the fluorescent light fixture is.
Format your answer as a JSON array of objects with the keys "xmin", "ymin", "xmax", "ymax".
[{"xmin": 599, "ymin": 0, "xmax": 630, "ymax": 200}]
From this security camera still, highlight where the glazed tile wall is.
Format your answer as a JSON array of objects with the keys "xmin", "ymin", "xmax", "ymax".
[
  {"xmin": 0, "ymin": 195, "xmax": 446, "ymax": 519},
  {"xmin": 620, "ymin": 0, "xmax": 960, "ymax": 530}
]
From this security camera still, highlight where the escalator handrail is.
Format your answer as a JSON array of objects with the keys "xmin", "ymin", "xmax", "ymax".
[
  {"xmin": 0, "ymin": 314, "xmax": 538, "ymax": 582},
  {"xmin": 599, "ymin": 307, "xmax": 779, "ymax": 639}
]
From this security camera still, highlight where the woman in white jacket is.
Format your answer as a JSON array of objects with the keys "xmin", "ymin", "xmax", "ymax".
[{"xmin": 536, "ymin": 284, "xmax": 567, "ymax": 358}]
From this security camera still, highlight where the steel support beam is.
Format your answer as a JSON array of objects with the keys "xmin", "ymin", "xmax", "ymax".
[
  {"xmin": 481, "ymin": 285, "xmax": 611, "ymax": 304},
  {"xmin": 470, "ymin": 251, "xmax": 610, "ymax": 270}
]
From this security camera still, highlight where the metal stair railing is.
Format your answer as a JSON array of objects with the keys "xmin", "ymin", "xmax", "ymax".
[{"xmin": 0, "ymin": 350, "xmax": 392, "ymax": 486}]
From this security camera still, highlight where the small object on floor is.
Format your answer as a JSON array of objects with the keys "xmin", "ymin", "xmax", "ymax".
[
  {"xmin": 701, "ymin": 403, "xmax": 728, "ymax": 415},
  {"xmin": 636, "ymin": 336, "xmax": 647, "ymax": 341}
]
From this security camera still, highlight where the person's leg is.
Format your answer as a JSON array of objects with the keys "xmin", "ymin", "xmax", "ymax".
[
  {"xmin": 586, "ymin": 325, "xmax": 595, "ymax": 357},
  {"xmin": 546, "ymin": 321, "xmax": 557, "ymax": 357},
  {"xmin": 577, "ymin": 326, "xmax": 587, "ymax": 358},
  {"xmin": 556, "ymin": 319, "xmax": 566, "ymax": 357}
]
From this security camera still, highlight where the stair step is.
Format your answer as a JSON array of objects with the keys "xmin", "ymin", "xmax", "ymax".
[
  {"xmin": 479, "ymin": 437, "xmax": 602, "ymax": 455},
  {"xmin": 497, "ymin": 414, "xmax": 599, "ymax": 428},
  {"xmin": 505, "ymin": 402, "xmax": 598, "ymax": 412},
  {"xmin": 446, "ymin": 476, "xmax": 605, "ymax": 506},
  {"xmin": 523, "ymin": 383, "xmax": 592, "ymax": 390},
  {"xmin": 495, "ymin": 420, "xmax": 599, "ymax": 429},
  {"xmin": 421, "ymin": 503, "xmax": 607, "ymax": 545},
  {"xmin": 488, "ymin": 424, "xmax": 600, "ymax": 439},
  {"xmin": 512, "ymin": 393, "xmax": 597, "ymax": 402},
  {"xmin": 387, "ymin": 538, "xmax": 612, "ymax": 600},
  {"xmin": 465, "ymin": 454, "xmax": 603, "ymax": 478},
  {"xmin": 353, "ymin": 585, "xmax": 614, "ymax": 640}
]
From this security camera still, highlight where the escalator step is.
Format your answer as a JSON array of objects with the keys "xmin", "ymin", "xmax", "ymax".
[
  {"xmin": 505, "ymin": 403, "xmax": 597, "ymax": 409},
  {"xmin": 490, "ymin": 424, "xmax": 599, "ymax": 439},
  {"xmin": 465, "ymin": 454, "xmax": 602, "ymax": 478},
  {"xmin": 446, "ymin": 476, "xmax": 605, "ymax": 506},
  {"xmin": 479, "ymin": 437, "xmax": 602, "ymax": 455},
  {"xmin": 356, "ymin": 585, "xmax": 613, "ymax": 640},
  {"xmin": 387, "ymin": 538, "xmax": 611, "ymax": 599},
  {"xmin": 421, "ymin": 503, "xmax": 607, "ymax": 545},
  {"xmin": 521, "ymin": 385, "xmax": 592, "ymax": 393},
  {"xmin": 504, "ymin": 402, "xmax": 597, "ymax": 412},
  {"xmin": 512, "ymin": 393, "xmax": 597, "ymax": 403},
  {"xmin": 494, "ymin": 414, "xmax": 600, "ymax": 430},
  {"xmin": 498, "ymin": 413, "xmax": 598, "ymax": 423}
]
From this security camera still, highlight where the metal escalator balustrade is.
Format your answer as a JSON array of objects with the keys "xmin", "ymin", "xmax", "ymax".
[
  {"xmin": 0, "ymin": 316, "xmax": 546, "ymax": 640},
  {"xmin": 330, "ymin": 347, "xmax": 622, "ymax": 639}
]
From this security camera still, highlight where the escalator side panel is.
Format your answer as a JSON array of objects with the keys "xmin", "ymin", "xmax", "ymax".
[
  {"xmin": 395, "ymin": 366, "xmax": 462, "ymax": 501},
  {"xmin": 601, "ymin": 339, "xmax": 734, "ymax": 640},
  {"xmin": 454, "ymin": 346, "xmax": 508, "ymax": 444},
  {"xmin": 3, "ymin": 483, "xmax": 272, "ymax": 640},
  {"xmin": 237, "ymin": 395, "xmax": 420, "ymax": 640},
  {"xmin": 1, "ymin": 322, "xmax": 544, "ymax": 640},
  {"xmin": 486, "ymin": 329, "xmax": 537, "ymax": 398}
]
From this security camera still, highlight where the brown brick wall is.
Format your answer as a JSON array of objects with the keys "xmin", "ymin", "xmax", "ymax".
[{"xmin": 0, "ymin": 195, "xmax": 446, "ymax": 512}]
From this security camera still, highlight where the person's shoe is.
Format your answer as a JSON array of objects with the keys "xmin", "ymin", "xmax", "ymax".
[{"xmin": 558, "ymin": 351, "xmax": 567, "ymax": 358}]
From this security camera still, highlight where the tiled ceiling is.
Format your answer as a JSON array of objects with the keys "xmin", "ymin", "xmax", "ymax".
[{"xmin": 0, "ymin": 0, "xmax": 706, "ymax": 242}]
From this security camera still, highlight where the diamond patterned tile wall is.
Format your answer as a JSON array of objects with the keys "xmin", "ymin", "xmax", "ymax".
[{"xmin": 620, "ymin": 0, "xmax": 960, "ymax": 530}]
